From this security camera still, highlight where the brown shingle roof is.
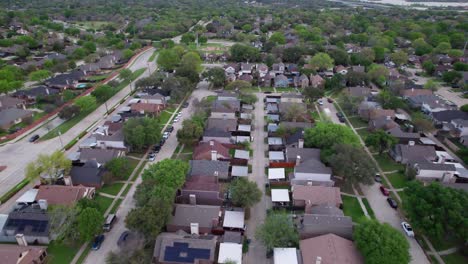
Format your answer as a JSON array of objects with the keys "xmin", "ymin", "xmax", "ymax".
[
  {"xmin": 193, "ymin": 140, "xmax": 230, "ymax": 161},
  {"xmin": 130, "ymin": 103, "xmax": 163, "ymax": 113},
  {"xmin": 0, "ymin": 244, "xmax": 46, "ymax": 264},
  {"xmin": 292, "ymin": 185, "xmax": 342, "ymax": 208},
  {"xmin": 300, "ymin": 234, "xmax": 363, "ymax": 264},
  {"xmin": 369, "ymin": 109, "xmax": 395, "ymax": 120},
  {"xmin": 36, "ymin": 185, "xmax": 94, "ymax": 206},
  {"xmin": 184, "ymin": 176, "xmax": 220, "ymax": 192}
]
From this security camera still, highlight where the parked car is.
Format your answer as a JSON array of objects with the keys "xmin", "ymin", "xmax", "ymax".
[
  {"xmin": 91, "ymin": 235, "xmax": 105, "ymax": 250},
  {"xmin": 29, "ymin": 134, "xmax": 40, "ymax": 142},
  {"xmin": 165, "ymin": 126, "xmax": 174, "ymax": 133},
  {"xmin": 317, "ymin": 99, "xmax": 323, "ymax": 105},
  {"xmin": 162, "ymin": 132, "xmax": 170, "ymax": 140},
  {"xmin": 374, "ymin": 173, "xmax": 382, "ymax": 183},
  {"xmin": 148, "ymin": 153, "xmax": 156, "ymax": 161},
  {"xmin": 177, "ymin": 112, "xmax": 182, "ymax": 117},
  {"xmin": 182, "ymin": 102, "xmax": 189, "ymax": 108},
  {"xmin": 160, "ymin": 138, "xmax": 166, "ymax": 146},
  {"xmin": 336, "ymin": 112, "xmax": 345, "ymax": 123},
  {"xmin": 173, "ymin": 117, "xmax": 180, "ymax": 123},
  {"xmin": 117, "ymin": 231, "xmax": 130, "ymax": 247},
  {"xmin": 401, "ymin": 222, "xmax": 414, "ymax": 237},
  {"xmin": 387, "ymin": 197, "xmax": 398, "ymax": 209},
  {"xmin": 103, "ymin": 214, "xmax": 116, "ymax": 231},
  {"xmin": 153, "ymin": 145, "xmax": 161, "ymax": 153},
  {"xmin": 327, "ymin": 98, "xmax": 333, "ymax": 103},
  {"xmin": 380, "ymin": 185, "xmax": 390, "ymax": 196}
]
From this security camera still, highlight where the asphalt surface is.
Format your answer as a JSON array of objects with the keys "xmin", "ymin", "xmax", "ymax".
[{"xmin": 82, "ymin": 82, "xmax": 215, "ymax": 264}]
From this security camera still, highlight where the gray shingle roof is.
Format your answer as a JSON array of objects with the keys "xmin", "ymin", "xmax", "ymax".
[
  {"xmin": 169, "ymin": 204, "xmax": 221, "ymax": 228},
  {"xmin": 189, "ymin": 160, "xmax": 230, "ymax": 179}
]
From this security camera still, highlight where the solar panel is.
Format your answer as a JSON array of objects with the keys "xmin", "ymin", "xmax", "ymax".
[
  {"xmin": 164, "ymin": 242, "xmax": 211, "ymax": 263},
  {"xmin": 5, "ymin": 219, "xmax": 48, "ymax": 233}
]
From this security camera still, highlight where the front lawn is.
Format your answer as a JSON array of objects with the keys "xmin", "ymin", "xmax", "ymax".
[
  {"xmin": 373, "ymin": 154, "xmax": 404, "ymax": 172},
  {"xmin": 342, "ymin": 195, "xmax": 366, "ymax": 224},
  {"xmin": 362, "ymin": 198, "xmax": 375, "ymax": 219},
  {"xmin": 47, "ymin": 241, "xmax": 80, "ymax": 264},
  {"xmin": 356, "ymin": 128, "xmax": 371, "ymax": 141},
  {"xmin": 41, "ymin": 109, "xmax": 95, "ymax": 140},
  {"xmin": 347, "ymin": 116, "xmax": 368, "ymax": 128},
  {"xmin": 386, "ymin": 172, "xmax": 410, "ymax": 189},
  {"xmin": 99, "ymin": 182, "xmax": 124, "ymax": 196},
  {"xmin": 442, "ymin": 252, "xmax": 468, "ymax": 264},
  {"xmin": 95, "ymin": 195, "xmax": 113, "ymax": 214}
]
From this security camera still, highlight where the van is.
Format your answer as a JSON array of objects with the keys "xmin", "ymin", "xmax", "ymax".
[{"xmin": 103, "ymin": 214, "xmax": 116, "ymax": 231}]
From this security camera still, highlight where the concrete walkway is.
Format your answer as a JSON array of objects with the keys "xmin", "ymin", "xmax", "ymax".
[
  {"xmin": 422, "ymin": 236, "xmax": 446, "ymax": 264},
  {"xmin": 353, "ymin": 186, "xmax": 370, "ymax": 218}
]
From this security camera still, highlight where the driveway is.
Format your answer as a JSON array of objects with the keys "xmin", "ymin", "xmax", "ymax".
[
  {"xmin": 319, "ymin": 97, "xmax": 345, "ymax": 125},
  {"xmin": 83, "ymin": 83, "xmax": 215, "ymax": 264}
]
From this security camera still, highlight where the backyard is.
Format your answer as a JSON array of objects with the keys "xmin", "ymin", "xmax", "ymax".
[{"xmin": 341, "ymin": 195, "xmax": 367, "ymax": 224}]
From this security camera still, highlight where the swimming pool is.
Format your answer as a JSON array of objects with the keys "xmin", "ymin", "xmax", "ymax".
[{"xmin": 76, "ymin": 84, "xmax": 88, "ymax": 89}]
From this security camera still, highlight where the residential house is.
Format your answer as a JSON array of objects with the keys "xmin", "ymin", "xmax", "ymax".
[
  {"xmin": 224, "ymin": 63, "xmax": 239, "ymax": 75},
  {"xmin": 274, "ymin": 74, "xmax": 289, "ymax": 88},
  {"xmin": 368, "ymin": 108, "xmax": 395, "ymax": 121},
  {"xmin": 450, "ymin": 119, "xmax": 468, "ymax": 137},
  {"xmin": 130, "ymin": 103, "xmax": 164, "ymax": 116},
  {"xmin": 202, "ymin": 128, "xmax": 233, "ymax": 144},
  {"xmin": 140, "ymin": 94, "xmax": 166, "ymax": 105},
  {"xmin": 211, "ymin": 99, "xmax": 240, "ymax": 119},
  {"xmin": 12, "ymin": 86, "xmax": 59, "ymax": 104},
  {"xmin": 297, "ymin": 208, "xmax": 353, "ymax": 240},
  {"xmin": 2, "ymin": 205, "xmax": 50, "ymax": 244},
  {"xmin": 206, "ymin": 118, "xmax": 237, "ymax": 133},
  {"xmin": 152, "ymin": 231, "xmax": 217, "ymax": 264},
  {"xmin": 272, "ymin": 63, "xmax": 285, "ymax": 75},
  {"xmin": 0, "ymin": 244, "xmax": 47, "ymax": 264},
  {"xmin": 261, "ymin": 72, "xmax": 276, "ymax": 87},
  {"xmin": 292, "ymin": 185, "xmax": 342, "ymax": 211},
  {"xmin": 240, "ymin": 63, "xmax": 253, "ymax": 75},
  {"xmin": 285, "ymin": 130, "xmax": 306, "ymax": 149},
  {"xmin": 77, "ymin": 148, "xmax": 124, "ymax": 165},
  {"xmin": 410, "ymin": 162, "xmax": 457, "ymax": 183},
  {"xmin": 177, "ymin": 176, "xmax": 223, "ymax": 206},
  {"xmin": 334, "ymin": 65, "xmax": 348, "ymax": 75},
  {"xmin": 68, "ymin": 160, "xmax": 105, "ymax": 188},
  {"xmin": 189, "ymin": 160, "xmax": 230, "ymax": 180},
  {"xmin": 286, "ymin": 64, "xmax": 299, "ymax": 75},
  {"xmin": 431, "ymin": 110, "xmax": 468, "ymax": 128},
  {"xmin": 166, "ymin": 204, "xmax": 221, "ymax": 234},
  {"xmin": 266, "ymin": 103, "xmax": 279, "ymax": 114},
  {"xmin": 407, "ymin": 94, "xmax": 451, "ymax": 113},
  {"xmin": 256, "ymin": 63, "xmax": 269, "ymax": 77},
  {"xmin": 346, "ymin": 86, "xmax": 371, "ymax": 98},
  {"xmin": 390, "ymin": 143, "xmax": 437, "ymax": 164},
  {"xmin": 300, "ymin": 234, "xmax": 363, "ymax": 264},
  {"xmin": 286, "ymin": 147, "xmax": 333, "ymax": 186},
  {"xmin": 0, "ymin": 96, "xmax": 26, "ymax": 110},
  {"xmin": 95, "ymin": 129, "xmax": 126, "ymax": 150},
  {"xmin": 294, "ymin": 75, "xmax": 309, "ymax": 88},
  {"xmin": 0, "ymin": 108, "xmax": 34, "ymax": 130},
  {"xmin": 386, "ymin": 127, "xmax": 421, "ymax": 144},
  {"xmin": 44, "ymin": 70, "xmax": 85, "ymax": 90},
  {"xmin": 35, "ymin": 185, "xmax": 95, "ymax": 206},
  {"xmin": 368, "ymin": 116, "xmax": 399, "ymax": 132},
  {"xmin": 193, "ymin": 140, "xmax": 230, "ymax": 161},
  {"xmin": 358, "ymin": 101, "xmax": 380, "ymax": 120},
  {"xmin": 309, "ymin": 74, "xmax": 325, "ymax": 89},
  {"xmin": 238, "ymin": 74, "xmax": 253, "ymax": 82}
]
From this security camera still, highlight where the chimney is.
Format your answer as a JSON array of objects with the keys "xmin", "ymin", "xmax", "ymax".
[
  {"xmin": 408, "ymin": 141, "xmax": 415, "ymax": 146},
  {"xmin": 214, "ymin": 171, "xmax": 219, "ymax": 177},
  {"xmin": 316, "ymin": 256, "xmax": 322, "ymax": 264},
  {"xmin": 298, "ymin": 139, "xmax": 304, "ymax": 149},
  {"xmin": 210, "ymin": 140, "xmax": 214, "ymax": 146},
  {"xmin": 64, "ymin": 176, "xmax": 73, "ymax": 186},
  {"xmin": 212, "ymin": 217, "xmax": 219, "ymax": 227},
  {"xmin": 296, "ymin": 155, "xmax": 301, "ymax": 166},
  {"xmin": 189, "ymin": 194, "xmax": 196, "ymax": 205},
  {"xmin": 211, "ymin": 150, "xmax": 217, "ymax": 161},
  {"xmin": 15, "ymin": 234, "xmax": 27, "ymax": 246},
  {"xmin": 440, "ymin": 156, "xmax": 446, "ymax": 164},
  {"xmin": 45, "ymin": 88, "xmax": 50, "ymax": 95},
  {"xmin": 38, "ymin": 199, "xmax": 48, "ymax": 210},
  {"xmin": 190, "ymin": 223, "xmax": 199, "ymax": 235}
]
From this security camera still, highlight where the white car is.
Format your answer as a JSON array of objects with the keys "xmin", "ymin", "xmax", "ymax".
[
  {"xmin": 401, "ymin": 222, "xmax": 414, "ymax": 237},
  {"xmin": 162, "ymin": 132, "xmax": 170, "ymax": 139},
  {"xmin": 177, "ymin": 112, "xmax": 182, "ymax": 117},
  {"xmin": 317, "ymin": 99, "xmax": 323, "ymax": 105},
  {"xmin": 173, "ymin": 117, "xmax": 179, "ymax": 123},
  {"xmin": 148, "ymin": 153, "xmax": 156, "ymax": 162}
]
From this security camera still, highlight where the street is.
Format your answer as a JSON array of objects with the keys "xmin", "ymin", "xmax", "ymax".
[{"xmin": 82, "ymin": 82, "xmax": 215, "ymax": 264}]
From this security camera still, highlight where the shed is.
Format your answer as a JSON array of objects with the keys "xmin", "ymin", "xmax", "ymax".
[
  {"xmin": 218, "ymin": 243, "xmax": 242, "ymax": 264},
  {"xmin": 237, "ymin": 124, "xmax": 252, "ymax": 132},
  {"xmin": 274, "ymin": 248, "xmax": 299, "ymax": 264},
  {"xmin": 234, "ymin": 149, "xmax": 250, "ymax": 160},
  {"xmin": 236, "ymin": 136, "xmax": 250, "ymax": 143},
  {"xmin": 269, "ymin": 151, "xmax": 285, "ymax": 161},
  {"xmin": 223, "ymin": 210, "xmax": 245, "ymax": 229},
  {"xmin": 231, "ymin": 166, "xmax": 249, "ymax": 177},
  {"xmin": 268, "ymin": 168, "xmax": 286, "ymax": 180},
  {"xmin": 268, "ymin": 137, "xmax": 283, "ymax": 145},
  {"xmin": 271, "ymin": 189, "xmax": 290, "ymax": 203}
]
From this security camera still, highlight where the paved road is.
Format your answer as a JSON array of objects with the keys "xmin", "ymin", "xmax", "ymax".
[
  {"xmin": 83, "ymin": 83, "xmax": 215, "ymax": 264},
  {"xmin": 319, "ymin": 97, "xmax": 344, "ymax": 124},
  {"xmin": 244, "ymin": 93, "xmax": 271, "ymax": 264},
  {"xmin": 0, "ymin": 48, "xmax": 155, "ymax": 198}
]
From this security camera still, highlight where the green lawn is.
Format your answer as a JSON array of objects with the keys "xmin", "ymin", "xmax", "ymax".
[
  {"xmin": 347, "ymin": 116, "xmax": 368, "ymax": 128},
  {"xmin": 47, "ymin": 241, "xmax": 80, "ymax": 264},
  {"xmin": 428, "ymin": 234, "xmax": 464, "ymax": 252},
  {"xmin": 342, "ymin": 195, "xmax": 367, "ymax": 224},
  {"xmin": 260, "ymin": 87, "xmax": 275, "ymax": 92},
  {"xmin": 99, "ymin": 182, "xmax": 125, "ymax": 196},
  {"xmin": 95, "ymin": 195, "xmax": 113, "ymax": 214},
  {"xmin": 109, "ymin": 198, "xmax": 123, "ymax": 214},
  {"xmin": 75, "ymin": 246, "xmax": 92, "ymax": 264},
  {"xmin": 356, "ymin": 128, "xmax": 371, "ymax": 141},
  {"xmin": 122, "ymin": 158, "xmax": 140, "ymax": 180},
  {"xmin": 148, "ymin": 51, "xmax": 158, "ymax": 62},
  {"xmin": 386, "ymin": 172, "xmax": 410, "ymax": 189},
  {"xmin": 373, "ymin": 154, "xmax": 404, "ymax": 172},
  {"xmin": 442, "ymin": 252, "xmax": 468, "ymax": 264},
  {"xmin": 121, "ymin": 184, "xmax": 132, "ymax": 197},
  {"xmin": 362, "ymin": 198, "xmax": 375, "ymax": 219},
  {"xmin": 41, "ymin": 109, "xmax": 95, "ymax": 140},
  {"xmin": 159, "ymin": 111, "xmax": 174, "ymax": 125}
]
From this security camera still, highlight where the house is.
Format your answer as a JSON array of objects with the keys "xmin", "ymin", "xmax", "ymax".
[
  {"xmin": 274, "ymin": 248, "xmax": 299, "ymax": 264},
  {"xmin": 0, "ymin": 244, "xmax": 47, "ymax": 264},
  {"xmin": 256, "ymin": 63, "xmax": 269, "ymax": 77},
  {"xmin": 294, "ymin": 75, "xmax": 309, "ymax": 88},
  {"xmin": 211, "ymin": 100, "xmax": 240, "ymax": 119},
  {"xmin": 410, "ymin": 162, "xmax": 457, "ymax": 183},
  {"xmin": 2, "ymin": 205, "xmax": 50, "ymax": 244},
  {"xmin": 285, "ymin": 131, "xmax": 306, "ymax": 148},
  {"xmin": 77, "ymin": 148, "xmax": 123, "ymax": 165},
  {"xmin": 153, "ymin": 231, "xmax": 217, "ymax": 264},
  {"xmin": 300, "ymin": 234, "xmax": 363, "ymax": 264},
  {"xmin": 292, "ymin": 185, "xmax": 342, "ymax": 210},
  {"xmin": 44, "ymin": 70, "xmax": 85, "ymax": 90},
  {"xmin": 218, "ymin": 243, "xmax": 242, "ymax": 264},
  {"xmin": 281, "ymin": 93, "xmax": 303, "ymax": 103},
  {"xmin": 202, "ymin": 127, "xmax": 232, "ymax": 144},
  {"xmin": 368, "ymin": 108, "xmax": 395, "ymax": 121},
  {"xmin": 386, "ymin": 127, "xmax": 421, "ymax": 144},
  {"xmin": 286, "ymin": 64, "xmax": 300, "ymax": 75},
  {"xmin": 450, "ymin": 119, "xmax": 468, "ymax": 137},
  {"xmin": 368, "ymin": 116, "xmax": 399, "ymax": 132},
  {"xmin": 95, "ymin": 129, "xmax": 126, "ymax": 150},
  {"xmin": 266, "ymin": 103, "xmax": 279, "ymax": 114},
  {"xmin": 0, "ymin": 95, "xmax": 26, "ymax": 110},
  {"xmin": 407, "ymin": 94, "xmax": 452, "ymax": 113},
  {"xmin": 166, "ymin": 204, "xmax": 221, "ymax": 234},
  {"xmin": 297, "ymin": 209, "xmax": 353, "ymax": 240},
  {"xmin": 177, "ymin": 176, "xmax": 223, "ymax": 206},
  {"xmin": 240, "ymin": 63, "xmax": 253, "ymax": 75},
  {"xmin": 189, "ymin": 160, "xmax": 230, "ymax": 180},
  {"xmin": 224, "ymin": 63, "xmax": 239, "ymax": 75},
  {"xmin": 431, "ymin": 110, "xmax": 468, "ymax": 127},
  {"xmin": 193, "ymin": 140, "xmax": 230, "ymax": 161},
  {"xmin": 272, "ymin": 63, "xmax": 285, "ymax": 75},
  {"xmin": 130, "ymin": 103, "xmax": 164, "ymax": 115},
  {"xmin": 334, "ymin": 65, "xmax": 348, "ymax": 75},
  {"xmin": 206, "ymin": 118, "xmax": 238, "ymax": 132},
  {"xmin": 286, "ymin": 148, "xmax": 333, "ymax": 186},
  {"xmin": 274, "ymin": 74, "xmax": 289, "ymax": 88},
  {"xmin": 0, "ymin": 108, "xmax": 34, "ymax": 130},
  {"xmin": 140, "ymin": 94, "xmax": 166, "ymax": 105},
  {"xmin": 13, "ymin": 86, "xmax": 60, "ymax": 104},
  {"xmin": 35, "ymin": 185, "xmax": 95, "ymax": 206},
  {"xmin": 390, "ymin": 143, "xmax": 437, "ymax": 164},
  {"xmin": 309, "ymin": 74, "xmax": 325, "ymax": 89},
  {"xmin": 69, "ymin": 160, "xmax": 105, "ymax": 188},
  {"xmin": 358, "ymin": 101, "xmax": 380, "ymax": 120},
  {"xmin": 401, "ymin": 88, "xmax": 433, "ymax": 98},
  {"xmin": 346, "ymin": 86, "xmax": 372, "ymax": 98},
  {"xmin": 261, "ymin": 72, "xmax": 276, "ymax": 87},
  {"xmin": 238, "ymin": 74, "xmax": 253, "ymax": 82}
]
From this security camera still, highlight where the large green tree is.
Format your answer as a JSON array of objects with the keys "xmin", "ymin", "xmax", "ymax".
[
  {"xmin": 123, "ymin": 117, "xmax": 161, "ymax": 151},
  {"xmin": 77, "ymin": 207, "xmax": 104, "ymax": 241},
  {"xmin": 176, "ymin": 119, "xmax": 204, "ymax": 145},
  {"xmin": 25, "ymin": 150, "xmax": 72, "ymax": 184},
  {"xmin": 202, "ymin": 67, "xmax": 226, "ymax": 88},
  {"xmin": 92, "ymin": 84, "xmax": 114, "ymax": 103},
  {"xmin": 157, "ymin": 49, "xmax": 180, "ymax": 71},
  {"xmin": 354, "ymin": 220, "xmax": 410, "ymax": 264},
  {"xmin": 29, "ymin": 69, "xmax": 52, "ymax": 82},
  {"xmin": 365, "ymin": 130, "xmax": 398, "ymax": 154},
  {"xmin": 255, "ymin": 212, "xmax": 299, "ymax": 251},
  {"xmin": 309, "ymin": 52, "xmax": 334, "ymax": 71},
  {"xmin": 74, "ymin": 95, "xmax": 97, "ymax": 113},
  {"xmin": 141, "ymin": 159, "xmax": 189, "ymax": 189},
  {"xmin": 328, "ymin": 144, "xmax": 376, "ymax": 186},
  {"xmin": 230, "ymin": 44, "xmax": 260, "ymax": 62},
  {"xmin": 105, "ymin": 157, "xmax": 131, "ymax": 180},
  {"xmin": 125, "ymin": 199, "xmax": 172, "ymax": 238},
  {"xmin": 226, "ymin": 80, "xmax": 252, "ymax": 90},
  {"xmin": 304, "ymin": 123, "xmax": 360, "ymax": 150},
  {"xmin": 229, "ymin": 178, "xmax": 262, "ymax": 208}
]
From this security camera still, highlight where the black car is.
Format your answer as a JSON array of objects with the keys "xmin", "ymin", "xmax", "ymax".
[
  {"xmin": 153, "ymin": 145, "xmax": 161, "ymax": 153},
  {"xmin": 29, "ymin": 134, "xmax": 40, "ymax": 142},
  {"xmin": 182, "ymin": 102, "xmax": 189, "ymax": 108},
  {"xmin": 336, "ymin": 112, "xmax": 346, "ymax": 123},
  {"xmin": 374, "ymin": 173, "xmax": 382, "ymax": 183},
  {"xmin": 387, "ymin": 197, "xmax": 398, "ymax": 209},
  {"xmin": 165, "ymin": 126, "xmax": 174, "ymax": 133},
  {"xmin": 159, "ymin": 138, "xmax": 166, "ymax": 146},
  {"xmin": 91, "ymin": 234, "xmax": 105, "ymax": 250},
  {"xmin": 117, "ymin": 231, "xmax": 130, "ymax": 247}
]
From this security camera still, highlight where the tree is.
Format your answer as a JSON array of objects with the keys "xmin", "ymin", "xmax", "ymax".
[
  {"xmin": 354, "ymin": 220, "xmax": 410, "ymax": 264},
  {"xmin": 176, "ymin": 119, "xmax": 203, "ymax": 145},
  {"xmin": 181, "ymin": 33, "xmax": 195, "ymax": 45},
  {"xmin": 83, "ymin": 41, "xmax": 96, "ymax": 53},
  {"xmin": 92, "ymin": 84, "xmax": 114, "ymax": 103},
  {"xmin": 351, "ymin": 48, "xmax": 375, "ymax": 66},
  {"xmin": 255, "ymin": 212, "xmax": 299, "ymax": 251},
  {"xmin": 309, "ymin": 52, "xmax": 334, "ymax": 71},
  {"xmin": 373, "ymin": 46, "xmax": 385, "ymax": 63},
  {"xmin": 345, "ymin": 71, "xmax": 369, "ymax": 87},
  {"xmin": 230, "ymin": 44, "xmax": 260, "ymax": 62},
  {"xmin": 304, "ymin": 123, "xmax": 360, "ymax": 151},
  {"xmin": 328, "ymin": 144, "xmax": 376, "ymax": 186},
  {"xmin": 105, "ymin": 157, "xmax": 131, "ymax": 180},
  {"xmin": 161, "ymin": 77, "xmax": 193, "ymax": 102},
  {"xmin": 412, "ymin": 113, "xmax": 435, "ymax": 133},
  {"xmin": 74, "ymin": 95, "xmax": 97, "ymax": 113},
  {"xmin": 119, "ymin": 69, "xmax": 133, "ymax": 82},
  {"xmin": 390, "ymin": 51, "xmax": 408, "ymax": 66},
  {"xmin": 413, "ymin": 38, "xmax": 433, "ymax": 56},
  {"xmin": 365, "ymin": 130, "xmax": 398, "ymax": 154},
  {"xmin": 340, "ymin": 95, "xmax": 362, "ymax": 115},
  {"xmin": 282, "ymin": 47, "xmax": 304, "ymax": 63},
  {"xmin": 25, "ymin": 150, "xmax": 72, "ymax": 184},
  {"xmin": 269, "ymin": 32, "xmax": 286, "ymax": 45},
  {"xmin": 434, "ymin": 42, "xmax": 451, "ymax": 55},
  {"xmin": 229, "ymin": 178, "xmax": 262, "ymax": 208},
  {"xmin": 202, "ymin": 67, "xmax": 225, "ymax": 88},
  {"xmin": 180, "ymin": 52, "xmax": 202, "ymax": 73},
  {"xmin": 303, "ymin": 87, "xmax": 324, "ymax": 103},
  {"xmin": 424, "ymin": 79, "xmax": 438, "ymax": 91},
  {"xmin": 404, "ymin": 182, "xmax": 468, "ymax": 242},
  {"xmin": 461, "ymin": 104, "xmax": 468, "ymax": 113},
  {"xmin": 58, "ymin": 105, "xmax": 80, "ymax": 120},
  {"xmin": 442, "ymin": 71, "xmax": 462, "ymax": 85},
  {"xmin": 422, "ymin": 61, "xmax": 435, "ymax": 75},
  {"xmin": 125, "ymin": 200, "xmax": 172, "ymax": 238},
  {"xmin": 122, "ymin": 49, "xmax": 134, "ymax": 60},
  {"xmin": 282, "ymin": 103, "xmax": 308, "ymax": 122},
  {"xmin": 226, "ymin": 80, "xmax": 252, "ymax": 91},
  {"xmin": 77, "ymin": 208, "xmax": 103, "ymax": 241},
  {"xmin": 367, "ymin": 64, "xmax": 389, "ymax": 87},
  {"xmin": 29, "ymin": 70, "xmax": 51, "ymax": 82},
  {"xmin": 141, "ymin": 159, "xmax": 189, "ymax": 189},
  {"xmin": 329, "ymin": 49, "xmax": 350, "ymax": 66},
  {"xmin": 123, "ymin": 117, "xmax": 161, "ymax": 151}
]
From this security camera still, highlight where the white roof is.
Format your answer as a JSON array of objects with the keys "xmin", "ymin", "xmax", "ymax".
[
  {"xmin": 218, "ymin": 243, "xmax": 242, "ymax": 264},
  {"xmin": 128, "ymin": 98, "xmax": 140, "ymax": 105},
  {"xmin": 268, "ymin": 137, "xmax": 283, "ymax": 145},
  {"xmin": 268, "ymin": 168, "xmax": 286, "ymax": 180},
  {"xmin": 231, "ymin": 166, "xmax": 249, "ymax": 177},
  {"xmin": 234, "ymin": 149, "xmax": 250, "ymax": 159},
  {"xmin": 269, "ymin": 151, "xmax": 285, "ymax": 161},
  {"xmin": 238, "ymin": 124, "xmax": 252, "ymax": 132},
  {"xmin": 236, "ymin": 136, "xmax": 250, "ymax": 143},
  {"xmin": 240, "ymin": 113, "xmax": 252, "ymax": 119},
  {"xmin": 274, "ymin": 248, "xmax": 299, "ymax": 264},
  {"xmin": 0, "ymin": 214, "xmax": 9, "ymax": 231},
  {"xmin": 268, "ymin": 123, "xmax": 279, "ymax": 132},
  {"xmin": 420, "ymin": 137, "xmax": 436, "ymax": 145},
  {"xmin": 118, "ymin": 106, "xmax": 131, "ymax": 113},
  {"xmin": 67, "ymin": 151, "xmax": 80, "ymax": 161},
  {"xmin": 395, "ymin": 113, "xmax": 409, "ymax": 120},
  {"xmin": 16, "ymin": 189, "xmax": 39, "ymax": 204},
  {"xmin": 223, "ymin": 210, "xmax": 245, "ymax": 229},
  {"xmin": 271, "ymin": 189, "xmax": 290, "ymax": 202}
]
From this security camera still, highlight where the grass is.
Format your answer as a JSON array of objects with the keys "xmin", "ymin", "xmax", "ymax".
[
  {"xmin": 386, "ymin": 172, "xmax": 410, "ymax": 189},
  {"xmin": 159, "ymin": 111, "xmax": 174, "ymax": 125},
  {"xmin": 99, "ymin": 182, "xmax": 125, "ymax": 196},
  {"xmin": 109, "ymin": 198, "xmax": 123, "ymax": 214},
  {"xmin": 373, "ymin": 153, "xmax": 404, "ymax": 172},
  {"xmin": 356, "ymin": 128, "xmax": 371, "ymax": 141},
  {"xmin": 41, "ymin": 109, "xmax": 95, "ymax": 140},
  {"xmin": 347, "ymin": 116, "xmax": 368, "ymax": 128},
  {"xmin": 7, "ymin": 111, "xmax": 47, "ymax": 131},
  {"xmin": 95, "ymin": 195, "xmax": 113, "ymax": 214},
  {"xmin": 342, "ymin": 195, "xmax": 367, "ymax": 224},
  {"xmin": 131, "ymin": 161, "xmax": 147, "ymax": 181},
  {"xmin": 47, "ymin": 241, "xmax": 80, "ymax": 264},
  {"xmin": 362, "ymin": 198, "xmax": 375, "ymax": 219},
  {"xmin": 0, "ymin": 179, "xmax": 30, "ymax": 204},
  {"xmin": 121, "ymin": 184, "xmax": 132, "ymax": 197},
  {"xmin": 428, "ymin": 234, "xmax": 463, "ymax": 252},
  {"xmin": 75, "ymin": 246, "xmax": 92, "ymax": 264},
  {"xmin": 148, "ymin": 51, "xmax": 157, "ymax": 62},
  {"xmin": 442, "ymin": 252, "xmax": 468, "ymax": 264}
]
